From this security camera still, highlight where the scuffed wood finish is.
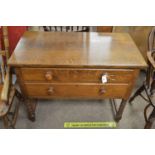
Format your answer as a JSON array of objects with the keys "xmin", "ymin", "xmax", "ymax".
[
  {"xmin": 8, "ymin": 32, "xmax": 147, "ymax": 69},
  {"xmin": 20, "ymin": 68, "xmax": 135, "ymax": 83}
]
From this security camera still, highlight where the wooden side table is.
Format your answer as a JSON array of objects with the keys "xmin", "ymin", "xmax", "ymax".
[{"xmin": 8, "ymin": 32, "xmax": 147, "ymax": 122}]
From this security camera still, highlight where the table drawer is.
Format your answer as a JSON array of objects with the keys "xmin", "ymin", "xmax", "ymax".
[
  {"xmin": 20, "ymin": 68, "xmax": 135, "ymax": 83},
  {"xmin": 24, "ymin": 83, "xmax": 130, "ymax": 99}
]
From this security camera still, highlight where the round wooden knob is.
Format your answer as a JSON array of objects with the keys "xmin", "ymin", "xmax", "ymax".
[
  {"xmin": 47, "ymin": 87, "xmax": 54, "ymax": 95},
  {"xmin": 99, "ymin": 88, "xmax": 106, "ymax": 95},
  {"xmin": 45, "ymin": 71, "xmax": 53, "ymax": 81}
]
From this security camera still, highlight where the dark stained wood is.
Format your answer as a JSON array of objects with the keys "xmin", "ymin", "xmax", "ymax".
[
  {"xmin": 24, "ymin": 98, "xmax": 37, "ymax": 122},
  {"xmin": 8, "ymin": 32, "xmax": 147, "ymax": 69}
]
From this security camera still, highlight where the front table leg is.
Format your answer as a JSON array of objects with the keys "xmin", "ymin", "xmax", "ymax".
[
  {"xmin": 115, "ymin": 99, "xmax": 127, "ymax": 122},
  {"xmin": 25, "ymin": 98, "xmax": 37, "ymax": 122}
]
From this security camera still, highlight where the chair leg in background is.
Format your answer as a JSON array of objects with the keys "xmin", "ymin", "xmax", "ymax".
[
  {"xmin": 129, "ymin": 84, "xmax": 145, "ymax": 103},
  {"xmin": 144, "ymin": 106, "xmax": 155, "ymax": 129}
]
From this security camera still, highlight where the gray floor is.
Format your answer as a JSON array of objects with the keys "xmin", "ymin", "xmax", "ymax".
[{"xmin": 1, "ymin": 71, "xmax": 155, "ymax": 129}]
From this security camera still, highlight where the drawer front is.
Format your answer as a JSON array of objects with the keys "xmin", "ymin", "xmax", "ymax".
[
  {"xmin": 24, "ymin": 83, "xmax": 130, "ymax": 99},
  {"xmin": 20, "ymin": 68, "xmax": 134, "ymax": 83}
]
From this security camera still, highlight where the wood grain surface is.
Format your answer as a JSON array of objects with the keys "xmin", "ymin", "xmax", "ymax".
[{"xmin": 8, "ymin": 32, "xmax": 147, "ymax": 69}]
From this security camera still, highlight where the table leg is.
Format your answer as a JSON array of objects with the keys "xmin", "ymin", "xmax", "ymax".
[
  {"xmin": 24, "ymin": 98, "xmax": 37, "ymax": 122},
  {"xmin": 115, "ymin": 99, "xmax": 127, "ymax": 122}
]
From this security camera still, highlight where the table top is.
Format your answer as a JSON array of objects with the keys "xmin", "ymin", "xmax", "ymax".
[{"xmin": 8, "ymin": 31, "xmax": 147, "ymax": 69}]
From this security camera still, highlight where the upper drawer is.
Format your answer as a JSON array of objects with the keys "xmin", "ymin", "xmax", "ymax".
[{"xmin": 19, "ymin": 68, "xmax": 135, "ymax": 83}]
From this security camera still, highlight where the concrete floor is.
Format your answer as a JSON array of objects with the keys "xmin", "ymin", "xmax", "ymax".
[{"xmin": 0, "ymin": 71, "xmax": 155, "ymax": 129}]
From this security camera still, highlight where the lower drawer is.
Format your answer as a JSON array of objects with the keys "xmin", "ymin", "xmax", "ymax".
[{"xmin": 24, "ymin": 83, "xmax": 130, "ymax": 99}]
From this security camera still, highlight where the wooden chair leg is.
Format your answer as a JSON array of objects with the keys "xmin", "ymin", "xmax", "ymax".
[
  {"xmin": 129, "ymin": 84, "xmax": 145, "ymax": 103},
  {"xmin": 1, "ymin": 90, "xmax": 22, "ymax": 129},
  {"xmin": 145, "ymin": 121, "xmax": 153, "ymax": 129},
  {"xmin": 115, "ymin": 99, "xmax": 127, "ymax": 122},
  {"xmin": 2, "ymin": 100, "xmax": 20, "ymax": 129},
  {"xmin": 144, "ymin": 105, "xmax": 155, "ymax": 129},
  {"xmin": 11, "ymin": 101, "xmax": 20, "ymax": 128},
  {"xmin": 150, "ymin": 79, "xmax": 155, "ymax": 95}
]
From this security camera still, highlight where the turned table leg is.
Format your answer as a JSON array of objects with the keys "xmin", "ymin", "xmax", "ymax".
[
  {"xmin": 24, "ymin": 98, "xmax": 37, "ymax": 122},
  {"xmin": 115, "ymin": 99, "xmax": 127, "ymax": 122}
]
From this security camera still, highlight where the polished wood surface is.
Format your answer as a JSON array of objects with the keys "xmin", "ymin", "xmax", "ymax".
[{"xmin": 8, "ymin": 31, "xmax": 147, "ymax": 68}]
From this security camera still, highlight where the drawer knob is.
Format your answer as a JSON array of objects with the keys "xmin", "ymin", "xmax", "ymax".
[
  {"xmin": 45, "ymin": 71, "xmax": 53, "ymax": 81},
  {"xmin": 99, "ymin": 88, "xmax": 106, "ymax": 95},
  {"xmin": 47, "ymin": 87, "xmax": 54, "ymax": 95}
]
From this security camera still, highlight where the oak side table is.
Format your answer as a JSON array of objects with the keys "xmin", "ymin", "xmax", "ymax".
[{"xmin": 8, "ymin": 32, "xmax": 147, "ymax": 122}]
